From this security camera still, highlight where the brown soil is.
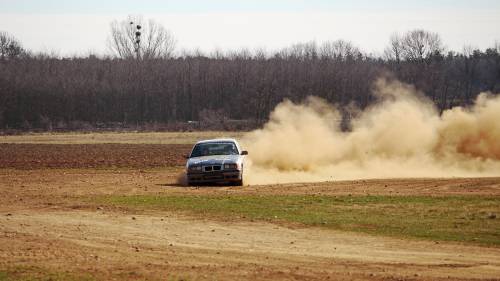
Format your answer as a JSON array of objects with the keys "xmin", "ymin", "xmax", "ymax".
[
  {"xmin": 1, "ymin": 144, "xmax": 500, "ymax": 280},
  {"xmin": 0, "ymin": 143, "xmax": 191, "ymax": 169}
]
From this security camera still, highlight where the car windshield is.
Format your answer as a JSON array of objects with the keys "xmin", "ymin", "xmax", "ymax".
[{"xmin": 190, "ymin": 142, "xmax": 239, "ymax": 158}]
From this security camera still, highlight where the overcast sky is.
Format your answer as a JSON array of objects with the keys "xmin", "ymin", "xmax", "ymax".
[{"xmin": 1, "ymin": 0, "xmax": 499, "ymax": 56}]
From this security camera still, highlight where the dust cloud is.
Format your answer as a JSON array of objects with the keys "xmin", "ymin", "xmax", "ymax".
[{"xmin": 242, "ymin": 78, "xmax": 500, "ymax": 184}]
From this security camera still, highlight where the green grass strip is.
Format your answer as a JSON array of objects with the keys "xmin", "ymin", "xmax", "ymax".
[{"xmin": 98, "ymin": 194, "xmax": 500, "ymax": 246}]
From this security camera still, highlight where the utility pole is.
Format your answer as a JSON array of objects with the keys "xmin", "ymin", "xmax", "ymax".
[{"xmin": 130, "ymin": 22, "xmax": 142, "ymax": 60}]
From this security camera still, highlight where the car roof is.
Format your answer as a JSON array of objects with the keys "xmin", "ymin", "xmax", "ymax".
[{"xmin": 195, "ymin": 138, "xmax": 238, "ymax": 144}]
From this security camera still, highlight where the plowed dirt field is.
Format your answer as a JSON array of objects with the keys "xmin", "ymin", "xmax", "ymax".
[{"xmin": 0, "ymin": 144, "xmax": 191, "ymax": 169}]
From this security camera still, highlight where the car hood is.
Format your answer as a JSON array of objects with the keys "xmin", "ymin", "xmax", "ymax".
[{"xmin": 187, "ymin": 155, "xmax": 242, "ymax": 166}]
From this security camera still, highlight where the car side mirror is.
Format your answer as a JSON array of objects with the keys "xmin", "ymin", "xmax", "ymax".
[
  {"xmin": 241, "ymin": 151, "xmax": 248, "ymax": 155},
  {"xmin": 185, "ymin": 154, "xmax": 190, "ymax": 159}
]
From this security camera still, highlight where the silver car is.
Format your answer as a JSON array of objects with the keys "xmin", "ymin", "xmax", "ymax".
[{"xmin": 186, "ymin": 138, "xmax": 248, "ymax": 186}]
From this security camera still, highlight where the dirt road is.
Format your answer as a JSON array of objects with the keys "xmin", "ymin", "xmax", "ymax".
[
  {"xmin": 1, "ymin": 168, "xmax": 500, "ymax": 280},
  {"xmin": 2, "ymin": 208, "xmax": 500, "ymax": 281}
]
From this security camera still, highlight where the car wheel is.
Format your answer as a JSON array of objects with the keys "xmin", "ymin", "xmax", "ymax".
[
  {"xmin": 235, "ymin": 170, "xmax": 243, "ymax": 186},
  {"xmin": 239, "ymin": 167, "xmax": 245, "ymax": 186}
]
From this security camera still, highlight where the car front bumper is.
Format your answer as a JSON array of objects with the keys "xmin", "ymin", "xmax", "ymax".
[{"xmin": 187, "ymin": 170, "xmax": 242, "ymax": 184}]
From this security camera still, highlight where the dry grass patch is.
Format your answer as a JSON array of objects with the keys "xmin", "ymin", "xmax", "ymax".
[{"xmin": 0, "ymin": 131, "xmax": 245, "ymax": 145}]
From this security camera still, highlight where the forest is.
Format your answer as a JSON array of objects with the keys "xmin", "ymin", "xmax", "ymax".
[{"xmin": 0, "ymin": 19, "xmax": 499, "ymax": 132}]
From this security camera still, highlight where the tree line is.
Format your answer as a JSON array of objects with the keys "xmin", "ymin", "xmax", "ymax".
[{"xmin": 0, "ymin": 19, "xmax": 499, "ymax": 131}]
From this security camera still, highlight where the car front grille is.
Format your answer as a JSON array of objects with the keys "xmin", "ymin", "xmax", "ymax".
[{"xmin": 203, "ymin": 165, "xmax": 221, "ymax": 172}]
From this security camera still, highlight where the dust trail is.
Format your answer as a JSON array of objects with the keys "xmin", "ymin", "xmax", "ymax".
[{"xmin": 242, "ymin": 78, "xmax": 500, "ymax": 184}]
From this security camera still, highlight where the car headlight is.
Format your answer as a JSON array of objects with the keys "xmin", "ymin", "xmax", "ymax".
[
  {"xmin": 224, "ymin": 163, "xmax": 238, "ymax": 170},
  {"xmin": 188, "ymin": 165, "xmax": 202, "ymax": 172}
]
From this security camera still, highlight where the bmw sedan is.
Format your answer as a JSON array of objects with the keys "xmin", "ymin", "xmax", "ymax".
[{"xmin": 186, "ymin": 138, "xmax": 248, "ymax": 186}]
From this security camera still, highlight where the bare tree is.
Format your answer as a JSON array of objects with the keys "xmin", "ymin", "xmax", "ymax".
[
  {"xmin": 0, "ymin": 31, "xmax": 24, "ymax": 60},
  {"xmin": 462, "ymin": 45, "xmax": 477, "ymax": 58},
  {"xmin": 282, "ymin": 41, "xmax": 318, "ymax": 59},
  {"xmin": 108, "ymin": 15, "xmax": 177, "ymax": 59},
  {"xmin": 384, "ymin": 33, "xmax": 403, "ymax": 63},
  {"xmin": 320, "ymin": 40, "xmax": 361, "ymax": 61},
  {"xmin": 401, "ymin": 29, "xmax": 444, "ymax": 61}
]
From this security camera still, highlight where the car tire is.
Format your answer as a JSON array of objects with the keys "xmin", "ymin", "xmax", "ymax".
[
  {"xmin": 235, "ymin": 170, "xmax": 243, "ymax": 186},
  {"xmin": 239, "ymin": 167, "xmax": 245, "ymax": 186}
]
